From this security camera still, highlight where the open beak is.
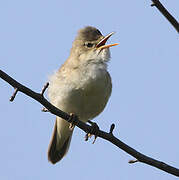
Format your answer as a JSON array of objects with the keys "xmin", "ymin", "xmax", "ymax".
[{"xmin": 96, "ymin": 32, "xmax": 119, "ymax": 50}]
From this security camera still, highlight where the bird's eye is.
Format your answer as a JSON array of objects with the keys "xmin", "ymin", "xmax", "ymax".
[{"xmin": 85, "ymin": 42, "xmax": 94, "ymax": 48}]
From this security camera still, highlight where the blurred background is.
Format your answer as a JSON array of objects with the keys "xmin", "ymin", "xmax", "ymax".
[{"xmin": 0, "ymin": 0, "xmax": 179, "ymax": 179}]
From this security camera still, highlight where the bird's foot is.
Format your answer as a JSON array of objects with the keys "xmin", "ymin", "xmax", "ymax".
[
  {"xmin": 68, "ymin": 113, "xmax": 77, "ymax": 130},
  {"xmin": 85, "ymin": 120, "xmax": 99, "ymax": 144}
]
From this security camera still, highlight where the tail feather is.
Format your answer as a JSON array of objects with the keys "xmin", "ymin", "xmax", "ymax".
[{"xmin": 48, "ymin": 118, "xmax": 73, "ymax": 164}]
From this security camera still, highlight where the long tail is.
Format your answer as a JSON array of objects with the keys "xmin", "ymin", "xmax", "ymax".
[{"xmin": 48, "ymin": 117, "xmax": 73, "ymax": 164}]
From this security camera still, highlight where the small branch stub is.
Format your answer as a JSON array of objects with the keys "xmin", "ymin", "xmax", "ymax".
[
  {"xmin": 129, "ymin": 159, "xmax": 139, "ymax": 164},
  {"xmin": 41, "ymin": 82, "xmax": 49, "ymax": 96},
  {"xmin": 41, "ymin": 107, "xmax": 49, "ymax": 112},
  {"xmin": 10, "ymin": 88, "xmax": 18, "ymax": 102},
  {"xmin": 109, "ymin": 123, "xmax": 115, "ymax": 134}
]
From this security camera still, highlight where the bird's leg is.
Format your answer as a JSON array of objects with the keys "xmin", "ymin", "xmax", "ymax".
[
  {"xmin": 68, "ymin": 113, "xmax": 78, "ymax": 130},
  {"xmin": 85, "ymin": 120, "xmax": 99, "ymax": 144}
]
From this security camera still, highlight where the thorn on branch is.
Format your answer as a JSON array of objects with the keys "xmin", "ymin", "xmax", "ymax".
[
  {"xmin": 128, "ymin": 159, "xmax": 139, "ymax": 164},
  {"xmin": 41, "ymin": 82, "xmax": 49, "ymax": 96},
  {"xmin": 41, "ymin": 107, "xmax": 49, "ymax": 112},
  {"xmin": 10, "ymin": 88, "xmax": 18, "ymax": 102},
  {"xmin": 109, "ymin": 123, "xmax": 115, "ymax": 134}
]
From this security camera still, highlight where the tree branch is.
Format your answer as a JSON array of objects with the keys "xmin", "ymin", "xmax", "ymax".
[
  {"xmin": 151, "ymin": 0, "xmax": 179, "ymax": 33},
  {"xmin": 0, "ymin": 69, "xmax": 179, "ymax": 177}
]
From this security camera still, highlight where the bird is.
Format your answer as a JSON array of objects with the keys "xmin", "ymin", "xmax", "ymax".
[{"xmin": 47, "ymin": 26, "xmax": 118, "ymax": 164}]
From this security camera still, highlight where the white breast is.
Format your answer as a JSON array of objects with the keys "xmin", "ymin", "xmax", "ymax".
[{"xmin": 48, "ymin": 62, "xmax": 112, "ymax": 122}]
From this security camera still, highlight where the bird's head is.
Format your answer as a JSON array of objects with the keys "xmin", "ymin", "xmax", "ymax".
[{"xmin": 70, "ymin": 26, "xmax": 118, "ymax": 64}]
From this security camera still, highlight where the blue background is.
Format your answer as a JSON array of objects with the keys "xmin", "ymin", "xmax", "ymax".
[{"xmin": 0, "ymin": 0, "xmax": 179, "ymax": 179}]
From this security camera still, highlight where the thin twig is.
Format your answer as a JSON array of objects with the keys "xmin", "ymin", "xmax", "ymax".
[
  {"xmin": 9, "ymin": 88, "xmax": 18, "ymax": 101},
  {"xmin": 109, "ymin": 123, "xmax": 115, "ymax": 134},
  {"xmin": 151, "ymin": 0, "xmax": 179, "ymax": 33},
  {"xmin": 129, "ymin": 159, "xmax": 139, "ymax": 164},
  {"xmin": 0, "ymin": 69, "xmax": 179, "ymax": 177},
  {"xmin": 41, "ymin": 82, "xmax": 49, "ymax": 96}
]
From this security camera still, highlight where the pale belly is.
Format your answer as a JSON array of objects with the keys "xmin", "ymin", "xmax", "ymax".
[
  {"xmin": 66, "ymin": 77, "xmax": 111, "ymax": 121},
  {"xmin": 48, "ymin": 66, "xmax": 112, "ymax": 122}
]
